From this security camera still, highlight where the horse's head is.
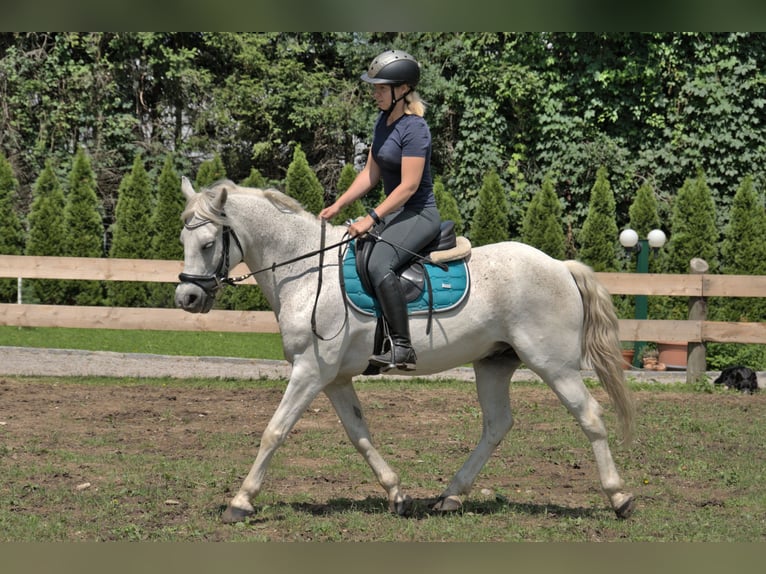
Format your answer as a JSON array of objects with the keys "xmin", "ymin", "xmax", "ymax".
[{"xmin": 175, "ymin": 177, "xmax": 243, "ymax": 313}]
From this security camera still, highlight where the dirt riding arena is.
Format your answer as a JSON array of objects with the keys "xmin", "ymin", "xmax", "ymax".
[{"xmin": 1, "ymin": 347, "xmax": 764, "ymax": 542}]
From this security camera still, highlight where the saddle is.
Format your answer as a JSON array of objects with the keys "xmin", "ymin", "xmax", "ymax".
[
  {"xmin": 342, "ymin": 220, "xmax": 471, "ymax": 376},
  {"xmin": 343, "ymin": 220, "xmax": 471, "ymax": 325}
]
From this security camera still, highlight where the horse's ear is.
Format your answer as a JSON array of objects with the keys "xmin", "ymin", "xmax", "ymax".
[
  {"xmin": 212, "ymin": 186, "xmax": 228, "ymax": 212},
  {"xmin": 181, "ymin": 176, "xmax": 196, "ymax": 199}
]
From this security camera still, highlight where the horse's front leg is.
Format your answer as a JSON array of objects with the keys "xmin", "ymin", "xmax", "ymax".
[
  {"xmin": 323, "ymin": 380, "xmax": 412, "ymax": 516},
  {"xmin": 222, "ymin": 367, "xmax": 323, "ymax": 524}
]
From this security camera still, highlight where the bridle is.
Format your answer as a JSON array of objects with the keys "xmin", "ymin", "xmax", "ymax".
[
  {"xmin": 178, "ymin": 215, "xmax": 355, "ymax": 340},
  {"xmin": 177, "ymin": 217, "xmax": 244, "ymax": 298}
]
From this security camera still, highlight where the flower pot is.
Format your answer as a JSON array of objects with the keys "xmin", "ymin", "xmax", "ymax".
[
  {"xmin": 620, "ymin": 348, "xmax": 635, "ymax": 370},
  {"xmin": 657, "ymin": 342, "xmax": 687, "ymax": 369}
]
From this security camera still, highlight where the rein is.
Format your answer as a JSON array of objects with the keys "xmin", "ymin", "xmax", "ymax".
[
  {"xmin": 178, "ymin": 215, "xmax": 354, "ymax": 341},
  {"xmin": 179, "ymin": 215, "xmax": 441, "ymax": 341},
  {"xmin": 226, "ymin": 224, "xmax": 355, "ymax": 285}
]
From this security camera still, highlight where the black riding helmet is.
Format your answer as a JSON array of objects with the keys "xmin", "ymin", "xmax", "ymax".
[{"xmin": 361, "ymin": 50, "xmax": 420, "ymax": 113}]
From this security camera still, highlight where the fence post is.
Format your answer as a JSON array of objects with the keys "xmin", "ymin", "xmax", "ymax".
[{"xmin": 687, "ymin": 258, "xmax": 708, "ymax": 384}]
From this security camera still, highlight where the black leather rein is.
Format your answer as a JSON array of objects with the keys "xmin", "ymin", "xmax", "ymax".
[{"xmin": 178, "ymin": 217, "xmax": 354, "ymax": 340}]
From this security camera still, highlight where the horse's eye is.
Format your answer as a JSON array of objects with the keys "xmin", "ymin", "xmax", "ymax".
[{"xmin": 202, "ymin": 241, "xmax": 215, "ymax": 250}]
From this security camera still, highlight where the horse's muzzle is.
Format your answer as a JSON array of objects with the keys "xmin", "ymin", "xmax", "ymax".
[{"xmin": 175, "ymin": 279, "xmax": 216, "ymax": 313}]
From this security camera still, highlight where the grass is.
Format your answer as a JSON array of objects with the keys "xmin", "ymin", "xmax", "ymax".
[
  {"xmin": 0, "ymin": 325, "xmax": 285, "ymax": 360},
  {"xmin": 1, "ymin": 375, "xmax": 764, "ymax": 542},
  {"xmin": 1, "ymin": 327, "xmax": 764, "ymax": 542}
]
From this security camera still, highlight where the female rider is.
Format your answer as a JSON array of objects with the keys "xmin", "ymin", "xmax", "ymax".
[{"xmin": 319, "ymin": 49, "xmax": 440, "ymax": 371}]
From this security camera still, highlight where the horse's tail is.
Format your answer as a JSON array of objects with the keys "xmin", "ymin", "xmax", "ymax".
[{"xmin": 564, "ymin": 260, "xmax": 635, "ymax": 444}]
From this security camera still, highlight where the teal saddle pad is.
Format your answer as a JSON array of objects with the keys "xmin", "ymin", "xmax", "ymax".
[{"xmin": 342, "ymin": 241, "xmax": 470, "ymax": 317}]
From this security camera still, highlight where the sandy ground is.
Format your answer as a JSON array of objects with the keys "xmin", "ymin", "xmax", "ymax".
[{"xmin": 2, "ymin": 345, "xmax": 751, "ymax": 386}]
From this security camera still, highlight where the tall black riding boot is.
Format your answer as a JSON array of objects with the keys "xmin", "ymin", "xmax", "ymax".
[{"xmin": 369, "ymin": 272, "xmax": 417, "ymax": 372}]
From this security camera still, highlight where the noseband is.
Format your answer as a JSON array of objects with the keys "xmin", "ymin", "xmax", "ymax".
[{"xmin": 178, "ymin": 217, "xmax": 243, "ymax": 298}]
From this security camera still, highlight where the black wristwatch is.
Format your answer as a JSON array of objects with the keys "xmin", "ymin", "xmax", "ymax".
[{"xmin": 367, "ymin": 208, "xmax": 382, "ymax": 225}]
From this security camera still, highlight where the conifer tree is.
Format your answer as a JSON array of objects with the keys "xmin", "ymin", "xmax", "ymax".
[
  {"xmin": 665, "ymin": 171, "xmax": 719, "ymax": 275},
  {"xmin": 719, "ymin": 175, "xmax": 766, "ymax": 320},
  {"xmin": 470, "ymin": 171, "xmax": 509, "ymax": 247},
  {"xmin": 151, "ymin": 156, "xmax": 184, "ymax": 262},
  {"xmin": 521, "ymin": 175, "xmax": 566, "ymax": 260},
  {"xmin": 627, "ymin": 182, "xmax": 664, "ymax": 272},
  {"xmin": 331, "ymin": 163, "xmax": 365, "ymax": 226},
  {"xmin": 709, "ymin": 175, "xmax": 766, "ymax": 368},
  {"xmin": 26, "ymin": 160, "xmax": 66, "ymax": 304},
  {"xmin": 434, "ymin": 177, "xmax": 463, "ymax": 236},
  {"xmin": 62, "ymin": 148, "xmax": 104, "ymax": 305},
  {"xmin": 285, "ymin": 144, "xmax": 324, "ymax": 214},
  {"xmin": 108, "ymin": 155, "xmax": 154, "ymax": 307},
  {"xmin": 721, "ymin": 176, "xmax": 766, "ymax": 277},
  {"xmin": 195, "ymin": 153, "xmax": 227, "ymax": 189},
  {"xmin": 659, "ymin": 171, "xmax": 719, "ymax": 321},
  {"xmin": 578, "ymin": 166, "xmax": 619, "ymax": 272},
  {"xmin": 624, "ymin": 182, "xmax": 666, "ymax": 320},
  {"xmin": 149, "ymin": 155, "xmax": 186, "ymax": 307},
  {"xmin": 0, "ymin": 154, "xmax": 24, "ymax": 302},
  {"xmin": 240, "ymin": 167, "xmax": 267, "ymax": 188}
]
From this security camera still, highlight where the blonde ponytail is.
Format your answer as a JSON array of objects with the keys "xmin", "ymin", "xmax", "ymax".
[{"xmin": 404, "ymin": 91, "xmax": 426, "ymax": 117}]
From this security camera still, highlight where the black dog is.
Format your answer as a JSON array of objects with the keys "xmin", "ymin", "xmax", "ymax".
[{"xmin": 713, "ymin": 365, "xmax": 759, "ymax": 393}]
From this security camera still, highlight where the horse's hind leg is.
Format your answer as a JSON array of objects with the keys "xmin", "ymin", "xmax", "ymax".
[
  {"xmin": 433, "ymin": 355, "xmax": 516, "ymax": 512},
  {"xmin": 323, "ymin": 380, "xmax": 412, "ymax": 515},
  {"xmin": 546, "ymin": 372, "xmax": 634, "ymax": 518}
]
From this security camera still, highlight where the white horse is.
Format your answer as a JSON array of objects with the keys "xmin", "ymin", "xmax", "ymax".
[{"xmin": 175, "ymin": 178, "xmax": 636, "ymax": 524}]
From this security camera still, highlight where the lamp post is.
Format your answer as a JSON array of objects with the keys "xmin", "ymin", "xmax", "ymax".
[{"xmin": 619, "ymin": 228, "xmax": 667, "ymax": 367}]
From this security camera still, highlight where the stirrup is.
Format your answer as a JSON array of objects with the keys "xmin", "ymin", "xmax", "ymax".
[{"xmin": 369, "ymin": 345, "xmax": 417, "ymax": 372}]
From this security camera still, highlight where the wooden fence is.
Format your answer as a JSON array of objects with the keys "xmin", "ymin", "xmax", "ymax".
[{"xmin": 2, "ymin": 255, "xmax": 765, "ymax": 379}]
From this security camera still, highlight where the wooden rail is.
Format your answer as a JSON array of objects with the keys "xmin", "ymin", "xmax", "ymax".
[{"xmin": 1, "ymin": 255, "xmax": 764, "ymax": 345}]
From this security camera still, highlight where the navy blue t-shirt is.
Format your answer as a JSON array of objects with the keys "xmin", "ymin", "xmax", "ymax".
[{"xmin": 371, "ymin": 112, "xmax": 436, "ymax": 209}]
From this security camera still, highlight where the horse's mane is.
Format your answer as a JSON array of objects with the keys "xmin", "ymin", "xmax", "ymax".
[{"xmin": 181, "ymin": 179, "xmax": 314, "ymax": 224}]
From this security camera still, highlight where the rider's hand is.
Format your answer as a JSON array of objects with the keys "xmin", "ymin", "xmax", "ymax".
[
  {"xmin": 319, "ymin": 204, "xmax": 339, "ymax": 221},
  {"xmin": 348, "ymin": 215, "xmax": 374, "ymax": 238}
]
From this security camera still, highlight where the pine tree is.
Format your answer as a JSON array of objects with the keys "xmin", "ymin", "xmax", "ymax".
[
  {"xmin": 149, "ymin": 155, "xmax": 186, "ymax": 307},
  {"xmin": 625, "ymin": 182, "xmax": 665, "ymax": 321},
  {"xmin": 108, "ymin": 155, "xmax": 154, "ymax": 307},
  {"xmin": 658, "ymin": 171, "xmax": 719, "ymax": 321},
  {"xmin": 285, "ymin": 144, "xmax": 324, "ymax": 215},
  {"xmin": 240, "ymin": 167, "xmax": 267, "ymax": 188},
  {"xmin": 151, "ymin": 156, "xmax": 184, "ymax": 262},
  {"xmin": 331, "ymin": 163, "xmax": 365, "ymax": 225},
  {"xmin": 665, "ymin": 171, "xmax": 719, "ymax": 275},
  {"xmin": 62, "ymin": 148, "xmax": 104, "ymax": 305},
  {"xmin": 721, "ymin": 176, "xmax": 766, "ymax": 277},
  {"xmin": 719, "ymin": 175, "xmax": 766, "ymax": 320},
  {"xmin": 470, "ymin": 171, "xmax": 509, "ymax": 247},
  {"xmin": 710, "ymin": 175, "xmax": 766, "ymax": 368},
  {"xmin": 434, "ymin": 177, "xmax": 463, "ymax": 235},
  {"xmin": 26, "ymin": 160, "xmax": 67, "ymax": 304},
  {"xmin": 195, "ymin": 154, "xmax": 227, "ymax": 188},
  {"xmin": 627, "ymin": 182, "xmax": 664, "ymax": 272},
  {"xmin": 578, "ymin": 166, "xmax": 619, "ymax": 272},
  {"xmin": 0, "ymin": 154, "xmax": 24, "ymax": 302},
  {"xmin": 521, "ymin": 175, "xmax": 566, "ymax": 260}
]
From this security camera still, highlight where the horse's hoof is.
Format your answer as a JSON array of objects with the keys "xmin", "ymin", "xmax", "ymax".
[
  {"xmin": 614, "ymin": 494, "xmax": 635, "ymax": 519},
  {"xmin": 432, "ymin": 495, "xmax": 462, "ymax": 512},
  {"xmin": 389, "ymin": 494, "xmax": 413, "ymax": 516},
  {"xmin": 221, "ymin": 504, "xmax": 254, "ymax": 524}
]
